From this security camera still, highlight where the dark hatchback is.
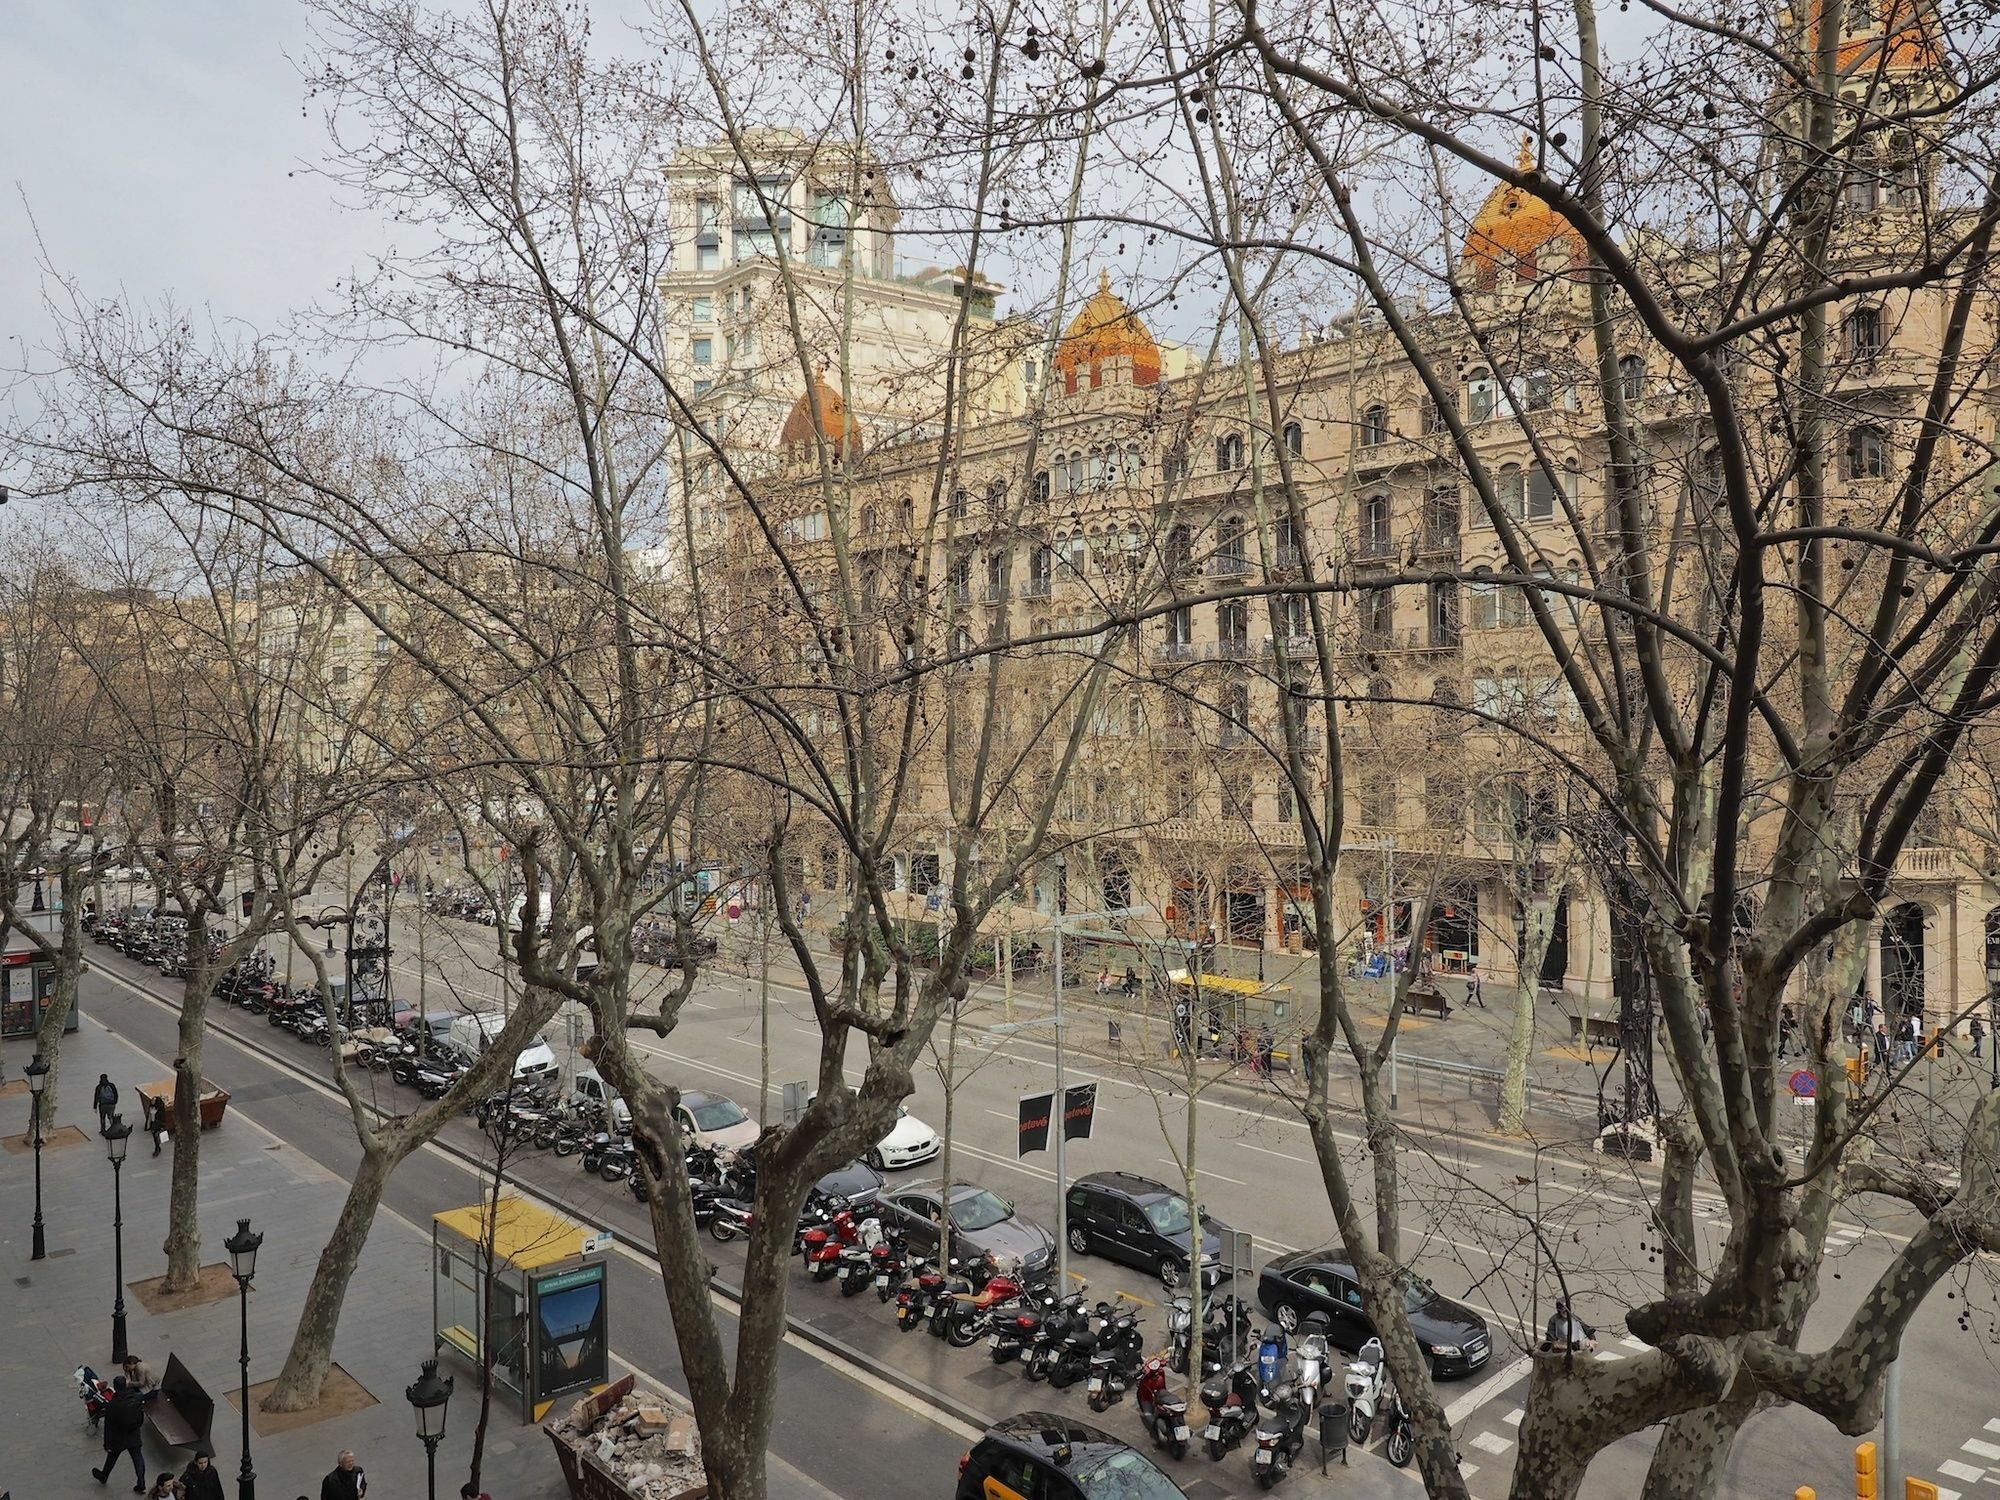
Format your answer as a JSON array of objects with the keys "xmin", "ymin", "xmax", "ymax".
[
  {"xmin": 1064, "ymin": 1171, "xmax": 1230, "ymax": 1291},
  {"xmin": 957, "ymin": 1413, "xmax": 1185, "ymax": 1500},
  {"xmin": 1256, "ymin": 1247, "xmax": 1491, "ymax": 1379}
]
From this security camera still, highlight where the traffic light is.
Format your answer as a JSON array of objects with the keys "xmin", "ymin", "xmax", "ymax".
[
  {"xmin": 241, "ymin": 890, "xmax": 254, "ymax": 918},
  {"xmin": 1856, "ymin": 1440, "xmax": 1879, "ymax": 1500}
]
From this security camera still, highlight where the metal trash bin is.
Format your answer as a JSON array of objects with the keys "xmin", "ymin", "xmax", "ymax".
[{"xmin": 1318, "ymin": 1400, "xmax": 1348, "ymax": 1469}]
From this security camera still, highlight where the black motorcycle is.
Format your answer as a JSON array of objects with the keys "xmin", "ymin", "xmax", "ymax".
[
  {"xmin": 1251, "ymin": 1381, "xmax": 1310, "ymax": 1488},
  {"xmin": 1022, "ymin": 1291, "xmax": 1091, "ymax": 1381},
  {"xmin": 1200, "ymin": 1363, "xmax": 1263, "ymax": 1461},
  {"xmin": 1084, "ymin": 1309, "xmax": 1147, "ymax": 1411}
]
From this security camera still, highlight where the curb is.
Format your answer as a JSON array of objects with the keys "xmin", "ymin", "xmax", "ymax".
[{"xmin": 91, "ymin": 957, "xmax": 997, "ymax": 1439}]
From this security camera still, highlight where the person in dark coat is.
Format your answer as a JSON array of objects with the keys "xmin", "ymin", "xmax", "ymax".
[
  {"xmin": 147, "ymin": 1094, "xmax": 169, "ymax": 1157},
  {"xmin": 320, "ymin": 1450, "xmax": 367, "ymax": 1500},
  {"xmin": 179, "ymin": 1451, "xmax": 225, "ymax": 1500},
  {"xmin": 94, "ymin": 1074, "xmax": 121, "ymax": 1132},
  {"xmin": 92, "ymin": 1376, "xmax": 146, "ymax": 1489}
]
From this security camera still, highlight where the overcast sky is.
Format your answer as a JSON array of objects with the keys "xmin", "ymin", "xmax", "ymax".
[{"xmin": 2, "ymin": 4, "xmax": 385, "ymax": 373}]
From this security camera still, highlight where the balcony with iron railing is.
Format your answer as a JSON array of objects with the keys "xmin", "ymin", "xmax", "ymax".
[
  {"xmin": 1354, "ymin": 531, "xmax": 1397, "ymax": 562},
  {"xmin": 1021, "ymin": 576, "xmax": 1053, "ymax": 600},
  {"xmin": 1154, "ymin": 640, "xmax": 1198, "ymax": 663},
  {"xmin": 981, "ymin": 581, "xmax": 1010, "ymax": 604},
  {"xmin": 1417, "ymin": 526, "xmax": 1461, "ymax": 557},
  {"xmin": 1206, "ymin": 639, "xmax": 1258, "ymax": 662},
  {"xmin": 1210, "ymin": 552, "xmax": 1254, "ymax": 578}
]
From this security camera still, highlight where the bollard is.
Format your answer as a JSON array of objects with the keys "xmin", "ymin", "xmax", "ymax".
[
  {"xmin": 1794, "ymin": 1488, "xmax": 1814, "ymax": 1500},
  {"xmin": 1906, "ymin": 1480, "xmax": 1940, "ymax": 1500},
  {"xmin": 1857, "ymin": 1440, "xmax": 1879, "ymax": 1500}
]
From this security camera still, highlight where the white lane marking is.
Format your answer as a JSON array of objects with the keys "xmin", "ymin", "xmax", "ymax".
[
  {"xmin": 1501, "ymin": 1408, "xmax": 1524, "ymax": 1427},
  {"xmin": 1939, "ymin": 1457, "xmax": 1985, "ymax": 1481},
  {"xmin": 1962, "ymin": 1438, "xmax": 2000, "ymax": 1459},
  {"xmin": 1468, "ymin": 1431, "xmax": 1514, "ymax": 1455},
  {"xmin": 1593, "ymin": 1350, "xmax": 1622, "ymax": 1361},
  {"xmin": 1986, "ymin": 1417, "xmax": 2000, "ymax": 1433},
  {"xmin": 1619, "ymin": 1336, "xmax": 1650, "ymax": 1352},
  {"xmin": 985, "ymin": 1110, "xmax": 1017, "ymax": 1121},
  {"xmin": 1442, "ymin": 1355, "xmax": 1532, "ymax": 1427},
  {"xmin": 1236, "ymin": 1141, "xmax": 1300, "ymax": 1161},
  {"xmin": 1162, "ymin": 1157, "xmax": 1247, "ymax": 1186},
  {"xmin": 1457, "ymin": 1461, "xmax": 1480, "ymax": 1478}
]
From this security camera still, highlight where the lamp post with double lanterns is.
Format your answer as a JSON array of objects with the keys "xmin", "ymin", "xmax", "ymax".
[
  {"xmin": 1986, "ymin": 957, "xmax": 2000, "ymax": 1092},
  {"xmin": 25, "ymin": 1051, "xmax": 49, "ymax": 1260},
  {"xmin": 224, "ymin": 1218, "xmax": 262, "ymax": 1500},
  {"xmin": 405, "ymin": 1357, "xmax": 454, "ymax": 1500},
  {"xmin": 104, "ymin": 1111, "xmax": 132, "ymax": 1362}
]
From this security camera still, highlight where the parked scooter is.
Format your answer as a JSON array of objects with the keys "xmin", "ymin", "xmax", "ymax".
[
  {"xmin": 1084, "ymin": 1305, "xmax": 1148, "ymax": 1411},
  {"xmin": 1251, "ymin": 1381, "xmax": 1311, "ymax": 1488},
  {"xmin": 1021, "ymin": 1290, "xmax": 1090, "ymax": 1381},
  {"xmin": 1135, "ymin": 1356, "xmax": 1192, "ymax": 1460},
  {"xmin": 1381, "ymin": 1382, "xmax": 1415, "ymax": 1467},
  {"xmin": 1292, "ymin": 1324, "xmax": 1331, "ymax": 1410},
  {"xmin": 1343, "ymin": 1338, "xmax": 1390, "ymax": 1446},
  {"xmin": 944, "ymin": 1268, "xmax": 1029, "ymax": 1348},
  {"xmin": 896, "ymin": 1259, "xmax": 943, "ymax": 1332},
  {"xmin": 1199, "ymin": 1362, "xmax": 1263, "ymax": 1460},
  {"xmin": 835, "ymin": 1219, "xmax": 890, "ymax": 1298},
  {"xmin": 1255, "ymin": 1325, "xmax": 1289, "ymax": 1389}
]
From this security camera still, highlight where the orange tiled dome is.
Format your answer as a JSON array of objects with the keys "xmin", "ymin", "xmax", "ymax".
[
  {"xmin": 1461, "ymin": 138, "xmax": 1585, "ymax": 284},
  {"xmin": 780, "ymin": 378, "xmax": 862, "ymax": 455},
  {"xmin": 1053, "ymin": 271, "xmax": 1162, "ymax": 390}
]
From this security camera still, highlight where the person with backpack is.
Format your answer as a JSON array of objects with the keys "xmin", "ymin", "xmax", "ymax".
[{"xmin": 93, "ymin": 1074, "xmax": 120, "ymax": 1133}]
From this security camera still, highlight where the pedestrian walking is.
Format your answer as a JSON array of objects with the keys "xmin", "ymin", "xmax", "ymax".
[
  {"xmin": 1778, "ymin": 1005, "xmax": 1797, "ymax": 1059},
  {"xmin": 320, "ymin": 1450, "xmax": 367, "ymax": 1500},
  {"xmin": 1873, "ymin": 1023, "xmax": 1891, "ymax": 1070},
  {"xmin": 147, "ymin": 1094, "xmax": 169, "ymax": 1157},
  {"xmin": 92, "ymin": 1376, "xmax": 146, "ymax": 1490},
  {"xmin": 1862, "ymin": 995, "xmax": 1879, "ymax": 1032},
  {"xmin": 1466, "ymin": 967, "xmax": 1485, "ymax": 1008},
  {"xmin": 145, "ymin": 1476, "xmax": 182, "ymax": 1500},
  {"xmin": 1898, "ymin": 1014, "xmax": 1918, "ymax": 1065},
  {"xmin": 1972, "ymin": 1016, "xmax": 1986, "ymax": 1060},
  {"xmin": 179, "ymin": 1452, "xmax": 224, "ymax": 1500},
  {"xmin": 93, "ymin": 1074, "xmax": 120, "ymax": 1133}
]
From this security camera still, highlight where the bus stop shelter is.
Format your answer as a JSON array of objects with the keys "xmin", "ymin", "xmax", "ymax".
[
  {"xmin": 1167, "ymin": 969, "xmax": 1295, "ymax": 1061},
  {"xmin": 432, "ymin": 1195, "xmax": 611, "ymax": 1421}
]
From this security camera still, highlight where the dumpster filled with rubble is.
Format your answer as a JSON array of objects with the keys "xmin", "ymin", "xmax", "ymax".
[{"xmin": 545, "ymin": 1373, "xmax": 708, "ymax": 1500}]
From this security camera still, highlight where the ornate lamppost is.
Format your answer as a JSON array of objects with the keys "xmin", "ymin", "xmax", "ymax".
[
  {"xmin": 405, "ymin": 1357, "xmax": 454, "ymax": 1500},
  {"xmin": 25, "ymin": 1051, "xmax": 49, "ymax": 1260},
  {"xmin": 104, "ymin": 1111, "xmax": 133, "ymax": 1361},
  {"xmin": 224, "ymin": 1218, "xmax": 263, "ymax": 1500}
]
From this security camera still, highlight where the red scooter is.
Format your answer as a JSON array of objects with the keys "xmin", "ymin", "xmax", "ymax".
[
  {"xmin": 942, "ymin": 1268, "xmax": 1029, "ymax": 1348},
  {"xmin": 802, "ymin": 1205, "xmax": 874, "ymax": 1283},
  {"xmin": 1136, "ymin": 1356, "xmax": 1192, "ymax": 1460}
]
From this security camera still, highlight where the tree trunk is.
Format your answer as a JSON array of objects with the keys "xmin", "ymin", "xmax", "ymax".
[
  {"xmin": 260, "ymin": 1142, "xmax": 396, "ymax": 1410},
  {"xmin": 161, "ymin": 998, "xmax": 209, "ymax": 1291},
  {"xmin": 1499, "ymin": 897, "xmax": 1556, "ymax": 1135},
  {"xmin": 1639, "ymin": 1394, "xmax": 1754, "ymax": 1499},
  {"xmin": 936, "ymin": 1002, "xmax": 961, "ymax": 1269},
  {"xmin": 27, "ymin": 873, "xmax": 87, "ymax": 1117}
]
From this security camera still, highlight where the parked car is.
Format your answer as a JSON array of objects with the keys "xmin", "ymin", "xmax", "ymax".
[
  {"xmin": 807, "ymin": 1091, "xmax": 942, "ymax": 1171},
  {"xmin": 955, "ymin": 1413, "xmax": 1183, "ymax": 1500},
  {"xmin": 1064, "ymin": 1170, "xmax": 1229, "ymax": 1290},
  {"xmin": 873, "ymin": 1181, "xmax": 1055, "ymax": 1282},
  {"xmin": 675, "ymin": 1089, "xmax": 760, "ymax": 1151},
  {"xmin": 812, "ymin": 1157, "xmax": 886, "ymax": 1208},
  {"xmin": 1256, "ymin": 1246, "xmax": 1491, "ymax": 1379},
  {"xmin": 571, "ymin": 1067, "xmax": 632, "ymax": 1129},
  {"xmin": 445, "ymin": 1011, "xmax": 558, "ymax": 1086}
]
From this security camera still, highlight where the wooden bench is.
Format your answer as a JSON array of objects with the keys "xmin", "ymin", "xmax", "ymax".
[
  {"xmin": 1404, "ymin": 986, "xmax": 1453, "ymax": 1020},
  {"xmin": 1570, "ymin": 1014, "xmax": 1622, "ymax": 1047},
  {"xmin": 144, "ymin": 1354, "xmax": 214, "ymax": 1452}
]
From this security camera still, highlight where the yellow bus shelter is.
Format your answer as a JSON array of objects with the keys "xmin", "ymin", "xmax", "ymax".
[{"xmin": 432, "ymin": 1195, "xmax": 612, "ymax": 1421}]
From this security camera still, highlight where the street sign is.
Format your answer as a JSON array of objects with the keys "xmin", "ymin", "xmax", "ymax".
[
  {"xmin": 781, "ymin": 1080, "xmax": 809, "ymax": 1128},
  {"xmin": 1788, "ymin": 1069, "xmax": 1817, "ymax": 1098},
  {"xmin": 580, "ymin": 1230, "xmax": 613, "ymax": 1254}
]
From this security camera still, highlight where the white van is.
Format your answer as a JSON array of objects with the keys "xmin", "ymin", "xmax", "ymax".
[
  {"xmin": 446, "ymin": 1011, "xmax": 558, "ymax": 1086},
  {"xmin": 569, "ymin": 1066, "xmax": 631, "ymax": 1128}
]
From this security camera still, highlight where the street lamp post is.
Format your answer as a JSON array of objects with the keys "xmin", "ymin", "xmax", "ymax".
[
  {"xmin": 1052, "ymin": 854, "xmax": 1068, "ymax": 1296},
  {"xmin": 31, "ymin": 868, "xmax": 46, "ymax": 912},
  {"xmin": 405, "ymin": 1357, "xmax": 454, "ymax": 1500},
  {"xmin": 1985, "ymin": 958, "xmax": 2000, "ymax": 1092},
  {"xmin": 224, "ymin": 1218, "xmax": 263, "ymax": 1500},
  {"xmin": 104, "ymin": 1112, "xmax": 133, "ymax": 1362},
  {"xmin": 25, "ymin": 1051, "xmax": 49, "ymax": 1260}
]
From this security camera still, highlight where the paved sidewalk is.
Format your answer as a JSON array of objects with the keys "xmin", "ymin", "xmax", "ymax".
[{"xmin": 1, "ymin": 1016, "xmax": 682, "ymax": 1500}]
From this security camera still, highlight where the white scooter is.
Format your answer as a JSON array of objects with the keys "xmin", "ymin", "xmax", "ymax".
[
  {"xmin": 1293, "ymin": 1326, "xmax": 1330, "ymax": 1410},
  {"xmin": 1343, "ymin": 1337, "xmax": 1389, "ymax": 1445}
]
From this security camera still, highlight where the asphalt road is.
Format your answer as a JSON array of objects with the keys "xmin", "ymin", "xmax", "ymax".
[{"xmin": 93, "ymin": 896, "xmax": 2000, "ymax": 1499}]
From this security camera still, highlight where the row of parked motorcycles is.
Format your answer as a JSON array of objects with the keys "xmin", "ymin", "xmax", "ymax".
[
  {"xmin": 88, "ymin": 907, "xmax": 225, "ymax": 978},
  {"xmin": 782, "ymin": 1203, "xmax": 1414, "ymax": 1488}
]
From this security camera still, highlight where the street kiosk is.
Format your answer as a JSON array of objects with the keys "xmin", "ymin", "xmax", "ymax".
[{"xmin": 432, "ymin": 1195, "xmax": 612, "ymax": 1421}]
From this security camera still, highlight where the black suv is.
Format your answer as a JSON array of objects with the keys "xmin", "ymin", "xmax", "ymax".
[
  {"xmin": 1256, "ymin": 1246, "xmax": 1491, "ymax": 1379},
  {"xmin": 956, "ymin": 1413, "xmax": 1184, "ymax": 1500},
  {"xmin": 1064, "ymin": 1171, "xmax": 1229, "ymax": 1291}
]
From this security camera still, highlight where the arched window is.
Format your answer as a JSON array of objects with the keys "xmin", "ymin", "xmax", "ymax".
[
  {"xmin": 1361, "ymin": 404, "xmax": 1390, "ymax": 445},
  {"xmin": 1527, "ymin": 468, "xmax": 1562, "ymax": 520},
  {"xmin": 949, "ymin": 487, "xmax": 969, "ymax": 520},
  {"xmin": 1217, "ymin": 514, "xmax": 1248, "ymax": 571},
  {"xmin": 1847, "ymin": 306, "xmax": 1884, "ymax": 357},
  {"xmin": 1497, "ymin": 463, "xmax": 1526, "ymax": 519},
  {"xmin": 1886, "ymin": 133, "xmax": 1923, "ymax": 208},
  {"xmin": 1220, "ymin": 682, "xmax": 1250, "ymax": 729},
  {"xmin": 1067, "ymin": 452, "xmax": 1085, "ymax": 492},
  {"xmin": 985, "ymin": 480, "xmax": 1007, "ymax": 517},
  {"xmin": 1466, "ymin": 369, "xmax": 1497, "ymax": 422},
  {"xmin": 860, "ymin": 504, "xmax": 877, "ymax": 535},
  {"xmin": 1843, "ymin": 169, "xmax": 1880, "ymax": 215},
  {"xmin": 1618, "ymin": 355, "xmax": 1646, "ymax": 403},
  {"xmin": 1845, "ymin": 425, "xmax": 1888, "ymax": 480},
  {"xmin": 1283, "ymin": 421, "xmax": 1304, "ymax": 457},
  {"xmin": 1033, "ymin": 470, "xmax": 1051, "ymax": 503},
  {"xmin": 1088, "ymin": 448, "xmax": 1106, "ymax": 488},
  {"xmin": 1165, "ymin": 523, "xmax": 1193, "ymax": 577},
  {"xmin": 1419, "ymin": 393, "xmax": 1448, "ymax": 434},
  {"xmin": 1124, "ymin": 447, "xmax": 1143, "ymax": 485},
  {"xmin": 1217, "ymin": 600, "xmax": 1250, "ymax": 649},
  {"xmin": 1216, "ymin": 433, "xmax": 1244, "ymax": 471}
]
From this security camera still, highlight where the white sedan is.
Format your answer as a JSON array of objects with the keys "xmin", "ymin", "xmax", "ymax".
[{"xmin": 867, "ymin": 1104, "xmax": 942, "ymax": 1171}]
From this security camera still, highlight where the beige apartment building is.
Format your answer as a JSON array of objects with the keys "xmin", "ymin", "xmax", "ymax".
[{"xmin": 730, "ymin": 34, "xmax": 2000, "ymax": 1034}]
